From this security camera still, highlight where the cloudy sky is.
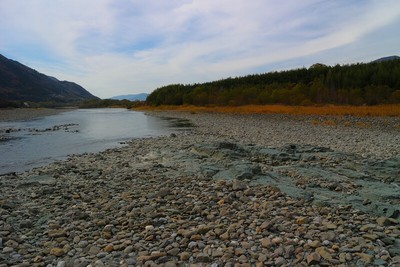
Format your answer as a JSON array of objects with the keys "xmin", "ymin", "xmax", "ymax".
[{"xmin": 1, "ymin": 0, "xmax": 399, "ymax": 98}]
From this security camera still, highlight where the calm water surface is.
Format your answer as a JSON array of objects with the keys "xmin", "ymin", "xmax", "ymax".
[{"xmin": 0, "ymin": 109, "xmax": 186, "ymax": 174}]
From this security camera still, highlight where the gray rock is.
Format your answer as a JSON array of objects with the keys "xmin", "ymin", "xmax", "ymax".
[
  {"xmin": 196, "ymin": 253, "xmax": 211, "ymax": 263},
  {"xmin": 94, "ymin": 260, "xmax": 105, "ymax": 267},
  {"xmin": 20, "ymin": 219, "xmax": 33, "ymax": 228},
  {"xmin": 17, "ymin": 175, "xmax": 56, "ymax": 188},
  {"xmin": 213, "ymin": 163, "xmax": 260, "ymax": 180},
  {"xmin": 2, "ymin": 247, "xmax": 14, "ymax": 253},
  {"xmin": 4, "ymin": 240, "xmax": 18, "ymax": 248},
  {"xmin": 88, "ymin": 246, "xmax": 101, "ymax": 255},
  {"xmin": 76, "ymin": 240, "xmax": 89, "ymax": 248},
  {"xmin": 157, "ymin": 188, "xmax": 171, "ymax": 198},
  {"xmin": 232, "ymin": 179, "xmax": 247, "ymax": 191}
]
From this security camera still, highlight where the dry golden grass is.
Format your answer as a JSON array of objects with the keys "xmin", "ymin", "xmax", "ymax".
[
  {"xmin": 322, "ymin": 120, "xmax": 337, "ymax": 126},
  {"xmin": 311, "ymin": 119, "xmax": 337, "ymax": 126},
  {"xmin": 134, "ymin": 104, "xmax": 400, "ymax": 117},
  {"xmin": 354, "ymin": 121, "xmax": 371, "ymax": 128}
]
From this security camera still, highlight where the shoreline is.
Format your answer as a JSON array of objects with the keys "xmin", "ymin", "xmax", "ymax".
[
  {"xmin": 0, "ymin": 111, "xmax": 399, "ymax": 266},
  {"xmin": 0, "ymin": 108, "xmax": 74, "ymax": 122},
  {"xmin": 133, "ymin": 104, "xmax": 400, "ymax": 117}
]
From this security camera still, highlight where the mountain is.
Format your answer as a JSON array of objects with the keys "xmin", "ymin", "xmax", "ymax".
[
  {"xmin": 109, "ymin": 93, "xmax": 148, "ymax": 101},
  {"xmin": 0, "ymin": 54, "xmax": 98, "ymax": 104},
  {"xmin": 372, "ymin": 55, "xmax": 400, "ymax": 63}
]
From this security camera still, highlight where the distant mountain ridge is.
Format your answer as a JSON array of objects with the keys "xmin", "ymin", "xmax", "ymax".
[
  {"xmin": 0, "ymin": 54, "xmax": 98, "ymax": 104},
  {"xmin": 372, "ymin": 55, "xmax": 400, "ymax": 63},
  {"xmin": 109, "ymin": 93, "xmax": 148, "ymax": 101}
]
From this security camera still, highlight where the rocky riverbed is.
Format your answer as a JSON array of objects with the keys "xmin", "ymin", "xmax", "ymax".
[
  {"xmin": 0, "ymin": 111, "xmax": 399, "ymax": 266},
  {"xmin": 0, "ymin": 109, "xmax": 74, "ymax": 142}
]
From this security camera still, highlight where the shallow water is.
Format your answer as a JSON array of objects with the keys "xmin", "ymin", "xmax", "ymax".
[{"xmin": 0, "ymin": 108, "xmax": 187, "ymax": 174}]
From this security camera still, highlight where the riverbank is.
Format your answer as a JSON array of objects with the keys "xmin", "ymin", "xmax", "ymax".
[
  {"xmin": 135, "ymin": 104, "xmax": 400, "ymax": 117},
  {"xmin": 147, "ymin": 111, "xmax": 400, "ymax": 159},
  {"xmin": 0, "ymin": 111, "xmax": 399, "ymax": 266},
  {"xmin": 0, "ymin": 108, "xmax": 74, "ymax": 122}
]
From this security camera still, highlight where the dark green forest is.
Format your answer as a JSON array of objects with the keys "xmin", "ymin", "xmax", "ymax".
[{"xmin": 147, "ymin": 59, "xmax": 400, "ymax": 106}]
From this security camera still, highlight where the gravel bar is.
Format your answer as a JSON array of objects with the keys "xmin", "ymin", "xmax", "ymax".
[{"xmin": 0, "ymin": 111, "xmax": 399, "ymax": 266}]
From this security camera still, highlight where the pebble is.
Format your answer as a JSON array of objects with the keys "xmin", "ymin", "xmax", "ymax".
[
  {"xmin": 180, "ymin": 252, "xmax": 191, "ymax": 261},
  {"xmin": 261, "ymin": 237, "xmax": 272, "ymax": 248},
  {"xmin": 4, "ymin": 240, "xmax": 18, "ymax": 248},
  {"xmin": 88, "ymin": 246, "xmax": 100, "ymax": 255},
  {"xmin": 2, "ymin": 247, "xmax": 13, "ymax": 253},
  {"xmin": 316, "ymin": 246, "xmax": 333, "ymax": 260},
  {"xmin": 196, "ymin": 253, "xmax": 211, "ymax": 263},
  {"xmin": 309, "ymin": 240, "xmax": 321, "ymax": 248},
  {"xmin": 145, "ymin": 225, "xmax": 154, "ymax": 231},
  {"xmin": 376, "ymin": 217, "xmax": 396, "ymax": 226},
  {"xmin": 355, "ymin": 253, "xmax": 373, "ymax": 264},
  {"xmin": 49, "ymin": 248, "xmax": 64, "ymax": 257},
  {"xmin": 322, "ymin": 240, "xmax": 330, "ymax": 246},
  {"xmin": 271, "ymin": 237, "xmax": 283, "ymax": 245},
  {"xmin": 103, "ymin": 244, "xmax": 113, "ymax": 252},
  {"xmin": 0, "ymin": 113, "xmax": 399, "ymax": 266},
  {"xmin": 307, "ymin": 252, "xmax": 321, "ymax": 264}
]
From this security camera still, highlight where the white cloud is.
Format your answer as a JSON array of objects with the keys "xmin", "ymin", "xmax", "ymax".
[{"xmin": 1, "ymin": 0, "xmax": 399, "ymax": 98}]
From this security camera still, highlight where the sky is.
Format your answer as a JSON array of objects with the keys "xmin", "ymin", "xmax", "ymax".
[{"xmin": 0, "ymin": 0, "xmax": 399, "ymax": 99}]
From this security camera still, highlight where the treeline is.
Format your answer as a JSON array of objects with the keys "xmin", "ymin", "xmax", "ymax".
[
  {"xmin": 0, "ymin": 99, "xmax": 21, "ymax": 108},
  {"xmin": 147, "ymin": 59, "xmax": 400, "ymax": 106},
  {"xmin": 78, "ymin": 99, "xmax": 145, "ymax": 109}
]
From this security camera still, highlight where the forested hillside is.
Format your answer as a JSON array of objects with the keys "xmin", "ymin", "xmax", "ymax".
[
  {"xmin": 0, "ymin": 54, "xmax": 98, "ymax": 107},
  {"xmin": 147, "ymin": 58, "xmax": 400, "ymax": 106}
]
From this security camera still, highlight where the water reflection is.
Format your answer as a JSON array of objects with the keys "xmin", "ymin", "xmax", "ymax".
[{"xmin": 0, "ymin": 109, "xmax": 188, "ymax": 174}]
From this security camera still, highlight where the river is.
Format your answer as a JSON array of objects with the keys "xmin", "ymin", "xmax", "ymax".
[{"xmin": 0, "ymin": 108, "xmax": 189, "ymax": 174}]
